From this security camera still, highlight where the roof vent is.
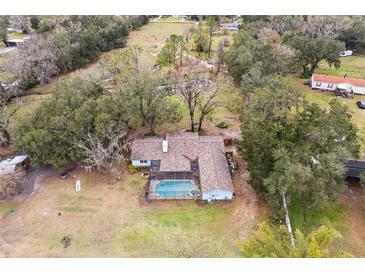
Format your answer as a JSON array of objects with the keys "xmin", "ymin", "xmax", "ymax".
[{"xmin": 162, "ymin": 140, "xmax": 168, "ymax": 153}]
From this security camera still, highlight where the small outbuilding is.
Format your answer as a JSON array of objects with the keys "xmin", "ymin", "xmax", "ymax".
[{"xmin": 0, "ymin": 155, "xmax": 29, "ymax": 175}]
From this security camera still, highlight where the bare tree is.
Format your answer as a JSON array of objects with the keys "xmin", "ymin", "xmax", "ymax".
[
  {"xmin": 9, "ymin": 16, "xmax": 30, "ymax": 33},
  {"xmin": 0, "ymin": 169, "xmax": 26, "ymax": 200},
  {"xmin": 74, "ymin": 126, "xmax": 130, "ymax": 175},
  {"xmin": 215, "ymin": 39, "xmax": 225, "ymax": 75},
  {"xmin": 0, "ymin": 94, "xmax": 21, "ymax": 146},
  {"xmin": 197, "ymin": 83, "xmax": 219, "ymax": 132},
  {"xmin": 172, "ymin": 60, "xmax": 214, "ymax": 132},
  {"xmin": 305, "ymin": 16, "xmax": 351, "ymax": 38},
  {"xmin": 7, "ymin": 35, "xmax": 59, "ymax": 84}
]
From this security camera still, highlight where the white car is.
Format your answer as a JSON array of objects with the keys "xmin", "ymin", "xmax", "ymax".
[{"xmin": 339, "ymin": 50, "xmax": 353, "ymax": 57}]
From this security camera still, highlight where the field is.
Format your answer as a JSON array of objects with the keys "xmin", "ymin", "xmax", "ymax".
[
  {"xmin": 0, "ymin": 22, "xmax": 268, "ymax": 258},
  {"xmin": 0, "ymin": 164, "xmax": 268, "ymax": 257},
  {"xmin": 5, "ymin": 22, "xmax": 193, "ymax": 132},
  {"xmin": 317, "ymin": 54, "xmax": 365, "ymax": 78}
]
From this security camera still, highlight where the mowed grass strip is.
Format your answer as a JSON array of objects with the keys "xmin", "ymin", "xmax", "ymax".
[
  {"xmin": 112, "ymin": 203, "xmax": 240, "ymax": 257},
  {"xmin": 317, "ymin": 54, "xmax": 365, "ymax": 78}
]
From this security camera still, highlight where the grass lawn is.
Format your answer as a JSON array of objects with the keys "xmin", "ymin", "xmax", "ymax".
[
  {"xmin": 189, "ymin": 29, "xmax": 234, "ymax": 62},
  {"xmin": 317, "ymin": 54, "xmax": 365, "ymax": 78},
  {"xmin": 126, "ymin": 22, "xmax": 192, "ymax": 65},
  {"xmin": 8, "ymin": 33, "xmax": 26, "ymax": 40},
  {"xmin": 292, "ymin": 77, "xmax": 365, "ymax": 157},
  {"xmin": 289, "ymin": 198, "xmax": 347, "ymax": 235},
  {"xmin": 0, "ymin": 169, "xmax": 262, "ymax": 257}
]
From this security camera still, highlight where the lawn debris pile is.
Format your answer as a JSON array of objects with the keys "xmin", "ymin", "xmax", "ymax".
[{"xmin": 61, "ymin": 236, "xmax": 72, "ymax": 248}]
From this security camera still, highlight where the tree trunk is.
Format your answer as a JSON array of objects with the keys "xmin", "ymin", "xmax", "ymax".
[
  {"xmin": 303, "ymin": 206, "xmax": 307, "ymax": 224},
  {"xmin": 190, "ymin": 109, "xmax": 195, "ymax": 132},
  {"xmin": 208, "ymin": 27, "xmax": 212, "ymax": 58},
  {"xmin": 173, "ymin": 48, "xmax": 176, "ymax": 68},
  {"xmin": 215, "ymin": 63, "xmax": 220, "ymax": 76},
  {"xmin": 198, "ymin": 113, "xmax": 204, "ymax": 132},
  {"xmin": 139, "ymin": 96, "xmax": 146, "ymax": 126},
  {"xmin": 180, "ymin": 50, "xmax": 183, "ymax": 66},
  {"xmin": 0, "ymin": 82, "xmax": 5, "ymax": 93},
  {"xmin": 0, "ymin": 128, "xmax": 10, "ymax": 147},
  {"xmin": 282, "ymin": 192, "xmax": 295, "ymax": 247}
]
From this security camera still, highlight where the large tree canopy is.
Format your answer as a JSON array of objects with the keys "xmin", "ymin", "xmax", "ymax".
[
  {"xmin": 224, "ymin": 29, "xmax": 293, "ymax": 87},
  {"xmin": 239, "ymin": 76, "xmax": 359, "ymax": 239},
  {"xmin": 14, "ymin": 77, "xmax": 131, "ymax": 170},
  {"xmin": 239, "ymin": 223, "xmax": 349, "ymax": 258},
  {"xmin": 290, "ymin": 34, "xmax": 345, "ymax": 77}
]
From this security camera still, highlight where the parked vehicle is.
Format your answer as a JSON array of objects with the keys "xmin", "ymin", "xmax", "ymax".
[
  {"xmin": 335, "ymin": 87, "xmax": 354, "ymax": 99},
  {"xmin": 339, "ymin": 50, "xmax": 353, "ymax": 57},
  {"xmin": 59, "ymin": 170, "xmax": 68, "ymax": 179},
  {"xmin": 356, "ymin": 101, "xmax": 365, "ymax": 109}
]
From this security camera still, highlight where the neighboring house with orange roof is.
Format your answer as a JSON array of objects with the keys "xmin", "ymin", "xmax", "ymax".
[
  {"xmin": 310, "ymin": 74, "xmax": 365, "ymax": 95},
  {"xmin": 130, "ymin": 132, "xmax": 234, "ymax": 201}
]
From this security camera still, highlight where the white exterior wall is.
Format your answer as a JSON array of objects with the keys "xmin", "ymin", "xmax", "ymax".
[
  {"xmin": 311, "ymin": 75, "xmax": 365, "ymax": 94},
  {"xmin": 310, "ymin": 80, "xmax": 337, "ymax": 91},
  {"xmin": 131, "ymin": 160, "xmax": 151, "ymax": 167},
  {"xmin": 352, "ymin": 86, "xmax": 365, "ymax": 95},
  {"xmin": 202, "ymin": 189, "xmax": 233, "ymax": 201}
]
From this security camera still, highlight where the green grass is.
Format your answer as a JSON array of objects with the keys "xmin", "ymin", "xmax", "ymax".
[
  {"xmin": 0, "ymin": 202, "xmax": 17, "ymax": 217},
  {"xmin": 317, "ymin": 54, "xmax": 365, "ymax": 78},
  {"xmin": 292, "ymin": 77, "xmax": 365, "ymax": 156},
  {"xmin": 112, "ymin": 203, "xmax": 239, "ymax": 257},
  {"xmin": 289, "ymin": 198, "xmax": 347, "ymax": 235},
  {"xmin": 8, "ymin": 32, "xmax": 26, "ymax": 40}
]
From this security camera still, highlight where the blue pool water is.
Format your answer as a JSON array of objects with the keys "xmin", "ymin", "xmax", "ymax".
[{"xmin": 155, "ymin": 180, "xmax": 196, "ymax": 198}]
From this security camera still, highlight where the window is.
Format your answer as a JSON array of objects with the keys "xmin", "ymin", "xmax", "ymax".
[
  {"xmin": 140, "ymin": 160, "xmax": 148, "ymax": 164},
  {"xmin": 327, "ymin": 83, "xmax": 334, "ymax": 88},
  {"xmin": 315, "ymin": 82, "xmax": 321, "ymax": 87}
]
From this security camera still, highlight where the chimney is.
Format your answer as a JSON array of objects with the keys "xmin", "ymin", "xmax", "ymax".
[{"xmin": 162, "ymin": 140, "xmax": 168, "ymax": 153}]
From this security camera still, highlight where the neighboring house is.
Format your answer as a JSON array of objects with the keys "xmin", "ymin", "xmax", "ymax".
[
  {"xmin": 5, "ymin": 36, "xmax": 30, "ymax": 47},
  {"xmin": 310, "ymin": 74, "xmax": 365, "ymax": 95},
  {"xmin": 220, "ymin": 22, "xmax": 240, "ymax": 30},
  {"xmin": 5, "ymin": 39, "xmax": 25, "ymax": 47},
  {"xmin": 131, "ymin": 132, "xmax": 234, "ymax": 201},
  {"xmin": 0, "ymin": 155, "xmax": 29, "ymax": 175}
]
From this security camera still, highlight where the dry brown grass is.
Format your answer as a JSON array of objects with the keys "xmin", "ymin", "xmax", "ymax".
[{"xmin": 0, "ymin": 165, "xmax": 268, "ymax": 257}]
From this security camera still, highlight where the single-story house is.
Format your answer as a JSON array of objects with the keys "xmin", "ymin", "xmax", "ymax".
[
  {"xmin": 0, "ymin": 155, "xmax": 29, "ymax": 175},
  {"xmin": 310, "ymin": 74, "xmax": 365, "ymax": 95},
  {"xmin": 5, "ymin": 39, "xmax": 25, "ymax": 47},
  {"xmin": 220, "ymin": 22, "xmax": 240, "ymax": 31},
  {"xmin": 131, "ymin": 132, "xmax": 234, "ymax": 201}
]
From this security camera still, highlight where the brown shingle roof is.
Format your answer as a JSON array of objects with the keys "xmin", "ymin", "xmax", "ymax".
[{"xmin": 130, "ymin": 132, "xmax": 233, "ymax": 192}]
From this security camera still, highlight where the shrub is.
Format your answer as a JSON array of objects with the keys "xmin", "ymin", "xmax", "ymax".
[
  {"xmin": 0, "ymin": 170, "xmax": 25, "ymax": 200},
  {"xmin": 128, "ymin": 165, "xmax": 137, "ymax": 174},
  {"xmin": 216, "ymin": 121, "xmax": 229, "ymax": 128}
]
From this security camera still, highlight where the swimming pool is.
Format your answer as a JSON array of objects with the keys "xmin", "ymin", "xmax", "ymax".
[{"xmin": 155, "ymin": 180, "xmax": 199, "ymax": 199}]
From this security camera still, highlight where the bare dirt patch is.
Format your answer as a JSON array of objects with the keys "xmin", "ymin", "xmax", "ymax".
[{"xmin": 339, "ymin": 184, "xmax": 365, "ymax": 257}]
